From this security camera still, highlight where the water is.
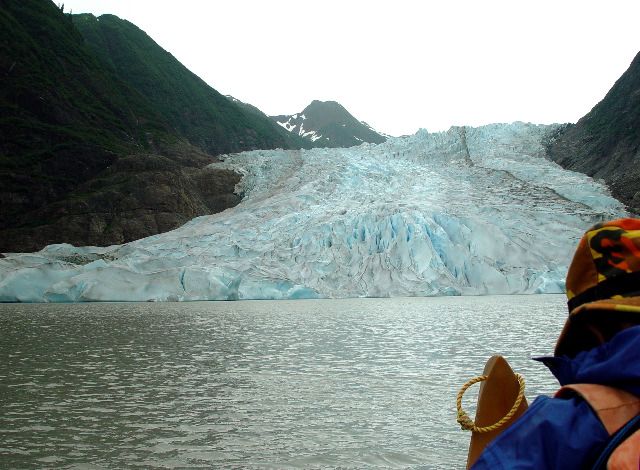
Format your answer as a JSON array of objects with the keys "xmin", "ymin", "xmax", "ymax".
[{"xmin": 0, "ymin": 295, "xmax": 567, "ymax": 469}]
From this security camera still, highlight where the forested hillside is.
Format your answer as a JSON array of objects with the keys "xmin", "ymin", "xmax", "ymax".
[{"xmin": 0, "ymin": 0, "xmax": 307, "ymax": 252}]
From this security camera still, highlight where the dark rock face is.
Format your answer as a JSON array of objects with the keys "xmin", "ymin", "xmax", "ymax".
[
  {"xmin": 0, "ymin": 148, "xmax": 242, "ymax": 252},
  {"xmin": 546, "ymin": 51, "xmax": 640, "ymax": 215}
]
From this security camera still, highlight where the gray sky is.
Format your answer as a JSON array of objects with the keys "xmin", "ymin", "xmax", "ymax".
[{"xmin": 60, "ymin": 0, "xmax": 640, "ymax": 137}]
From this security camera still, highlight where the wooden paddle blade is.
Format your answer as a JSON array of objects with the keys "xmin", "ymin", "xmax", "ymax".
[{"xmin": 466, "ymin": 355, "xmax": 529, "ymax": 469}]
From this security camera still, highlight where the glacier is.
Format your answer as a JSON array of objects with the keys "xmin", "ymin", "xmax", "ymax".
[{"xmin": 0, "ymin": 122, "xmax": 628, "ymax": 302}]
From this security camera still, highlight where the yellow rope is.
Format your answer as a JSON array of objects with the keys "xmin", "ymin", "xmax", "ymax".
[{"xmin": 456, "ymin": 373, "xmax": 525, "ymax": 433}]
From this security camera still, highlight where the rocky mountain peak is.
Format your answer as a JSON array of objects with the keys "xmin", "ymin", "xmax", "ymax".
[{"xmin": 271, "ymin": 100, "xmax": 387, "ymax": 148}]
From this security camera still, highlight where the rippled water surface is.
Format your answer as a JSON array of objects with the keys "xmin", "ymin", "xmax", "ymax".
[{"xmin": 0, "ymin": 295, "xmax": 566, "ymax": 469}]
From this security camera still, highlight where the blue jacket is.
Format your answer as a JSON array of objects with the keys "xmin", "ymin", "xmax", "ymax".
[{"xmin": 470, "ymin": 326, "xmax": 640, "ymax": 469}]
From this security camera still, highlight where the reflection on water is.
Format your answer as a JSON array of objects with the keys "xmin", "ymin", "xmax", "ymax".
[{"xmin": 0, "ymin": 295, "xmax": 565, "ymax": 469}]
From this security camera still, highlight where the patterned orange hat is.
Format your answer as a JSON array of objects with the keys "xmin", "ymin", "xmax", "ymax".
[{"xmin": 555, "ymin": 218, "xmax": 640, "ymax": 356}]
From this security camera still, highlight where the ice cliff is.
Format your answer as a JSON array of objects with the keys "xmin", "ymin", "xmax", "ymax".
[{"xmin": 0, "ymin": 123, "xmax": 627, "ymax": 302}]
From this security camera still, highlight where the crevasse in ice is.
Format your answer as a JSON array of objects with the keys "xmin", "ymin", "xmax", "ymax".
[{"xmin": 0, "ymin": 123, "xmax": 627, "ymax": 302}]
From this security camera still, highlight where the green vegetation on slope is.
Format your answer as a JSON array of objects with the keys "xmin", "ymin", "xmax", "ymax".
[
  {"xmin": 0, "ymin": 0, "xmax": 172, "ymax": 239},
  {"xmin": 0, "ymin": 2, "xmax": 172, "ymax": 160},
  {"xmin": 1, "ymin": 0, "xmax": 295, "ymax": 251},
  {"xmin": 72, "ymin": 13, "xmax": 311, "ymax": 155}
]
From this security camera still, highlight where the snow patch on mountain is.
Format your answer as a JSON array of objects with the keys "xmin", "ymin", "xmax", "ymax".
[
  {"xmin": 276, "ymin": 117, "xmax": 324, "ymax": 142},
  {"xmin": 0, "ymin": 122, "xmax": 627, "ymax": 302},
  {"xmin": 276, "ymin": 117, "xmax": 297, "ymax": 132}
]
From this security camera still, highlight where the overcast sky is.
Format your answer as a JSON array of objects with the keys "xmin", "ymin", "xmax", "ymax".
[{"xmin": 60, "ymin": 0, "xmax": 640, "ymax": 137}]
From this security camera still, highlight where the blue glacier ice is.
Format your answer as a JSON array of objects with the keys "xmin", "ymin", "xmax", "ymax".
[{"xmin": 0, "ymin": 123, "xmax": 628, "ymax": 302}]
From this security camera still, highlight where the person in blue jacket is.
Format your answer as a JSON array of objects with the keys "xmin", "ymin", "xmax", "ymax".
[{"xmin": 470, "ymin": 218, "xmax": 640, "ymax": 469}]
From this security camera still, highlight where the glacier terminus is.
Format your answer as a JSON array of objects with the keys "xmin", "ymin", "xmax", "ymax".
[{"xmin": 0, "ymin": 123, "xmax": 628, "ymax": 302}]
